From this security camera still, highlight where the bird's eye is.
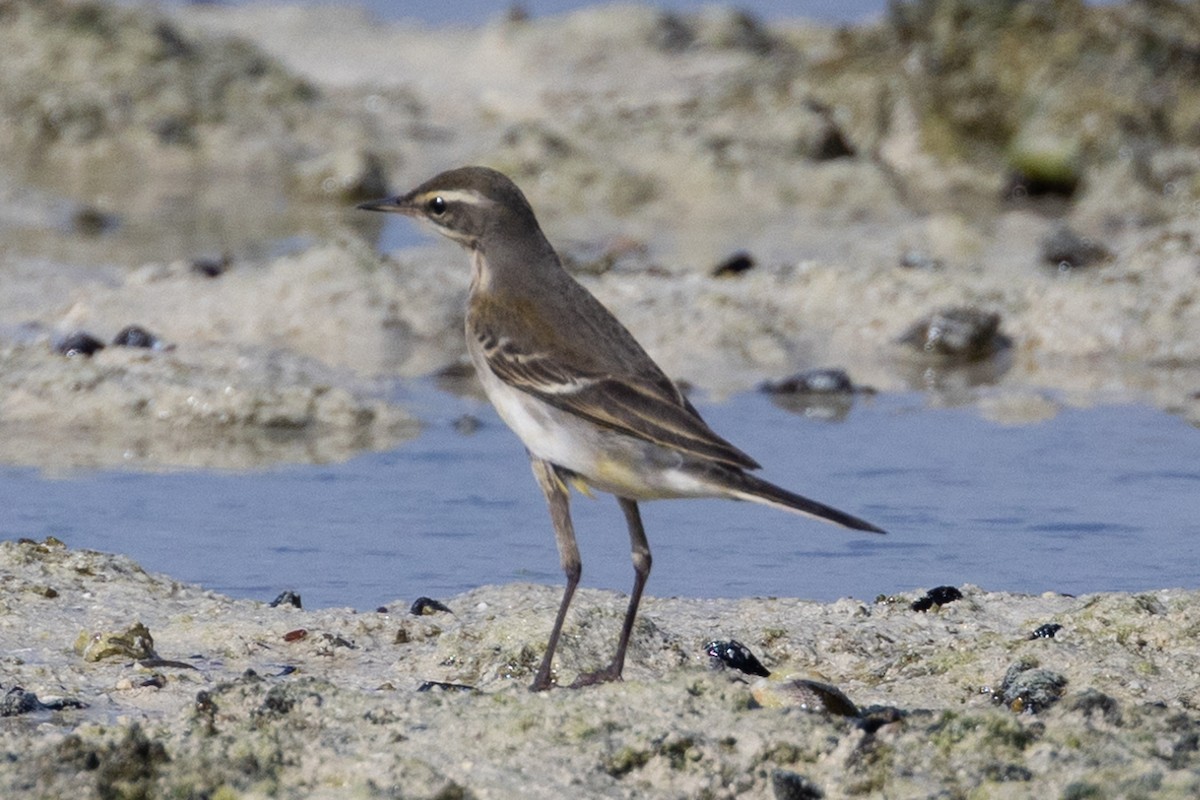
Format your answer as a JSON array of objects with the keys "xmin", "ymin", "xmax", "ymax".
[{"xmin": 428, "ymin": 196, "xmax": 447, "ymax": 215}]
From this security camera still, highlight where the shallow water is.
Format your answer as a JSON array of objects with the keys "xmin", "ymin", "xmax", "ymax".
[{"xmin": 4, "ymin": 383, "xmax": 1197, "ymax": 610}]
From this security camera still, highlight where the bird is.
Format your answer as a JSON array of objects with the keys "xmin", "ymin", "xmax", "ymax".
[{"xmin": 358, "ymin": 166, "xmax": 884, "ymax": 691}]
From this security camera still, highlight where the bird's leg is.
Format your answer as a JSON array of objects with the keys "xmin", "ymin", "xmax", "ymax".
[
  {"xmin": 571, "ymin": 497, "xmax": 651, "ymax": 688},
  {"xmin": 529, "ymin": 458, "xmax": 581, "ymax": 692}
]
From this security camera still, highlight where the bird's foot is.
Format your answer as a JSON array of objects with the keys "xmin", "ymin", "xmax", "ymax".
[
  {"xmin": 529, "ymin": 667, "xmax": 555, "ymax": 693},
  {"xmin": 569, "ymin": 664, "xmax": 623, "ymax": 689}
]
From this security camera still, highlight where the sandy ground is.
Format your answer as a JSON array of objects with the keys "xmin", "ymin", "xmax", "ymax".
[
  {"xmin": 2, "ymin": 1, "xmax": 1200, "ymax": 796},
  {"xmin": 4, "ymin": 538, "xmax": 1200, "ymax": 798}
]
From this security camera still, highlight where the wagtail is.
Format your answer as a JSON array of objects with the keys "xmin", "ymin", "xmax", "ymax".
[{"xmin": 359, "ymin": 166, "xmax": 884, "ymax": 691}]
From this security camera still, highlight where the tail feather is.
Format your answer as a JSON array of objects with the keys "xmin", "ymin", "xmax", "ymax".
[{"xmin": 729, "ymin": 471, "xmax": 885, "ymax": 533}]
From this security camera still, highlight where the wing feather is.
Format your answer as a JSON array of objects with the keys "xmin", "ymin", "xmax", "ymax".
[{"xmin": 480, "ymin": 332, "xmax": 760, "ymax": 470}]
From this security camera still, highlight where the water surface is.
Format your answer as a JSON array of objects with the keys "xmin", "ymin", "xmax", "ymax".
[{"xmin": 4, "ymin": 385, "xmax": 1196, "ymax": 609}]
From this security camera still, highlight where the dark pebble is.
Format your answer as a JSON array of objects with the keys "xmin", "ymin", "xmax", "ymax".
[
  {"xmin": 410, "ymin": 597, "xmax": 453, "ymax": 616},
  {"xmin": 911, "ymin": 585, "xmax": 963, "ymax": 612},
  {"xmin": 138, "ymin": 674, "xmax": 168, "ymax": 689},
  {"xmin": 897, "ymin": 307, "xmax": 1010, "ymax": 362},
  {"xmin": 705, "ymin": 639, "xmax": 771, "ymax": 677},
  {"xmin": 803, "ymin": 98, "xmax": 856, "ymax": 161},
  {"xmin": 270, "ymin": 590, "xmax": 302, "ymax": 608},
  {"xmin": 1041, "ymin": 225, "xmax": 1113, "ymax": 271},
  {"xmin": 283, "ymin": 629, "xmax": 308, "ymax": 643},
  {"xmin": 1, "ymin": 687, "xmax": 44, "ymax": 717},
  {"xmin": 1003, "ymin": 170, "xmax": 1078, "ymax": 200},
  {"xmin": 759, "ymin": 368, "xmax": 866, "ymax": 422},
  {"xmin": 453, "ymin": 414, "xmax": 482, "ymax": 435},
  {"xmin": 138, "ymin": 658, "xmax": 198, "ymax": 670},
  {"xmin": 72, "ymin": 205, "xmax": 119, "ymax": 236},
  {"xmin": 771, "ymin": 769, "xmax": 824, "ymax": 800},
  {"xmin": 112, "ymin": 325, "xmax": 161, "ymax": 349},
  {"xmin": 190, "ymin": 252, "xmax": 231, "ymax": 278},
  {"xmin": 41, "ymin": 696, "xmax": 88, "ymax": 711},
  {"xmin": 416, "ymin": 681, "xmax": 476, "ymax": 693},
  {"xmin": 650, "ymin": 11, "xmax": 694, "ymax": 52},
  {"xmin": 55, "ymin": 331, "xmax": 106, "ymax": 358},
  {"xmin": 898, "ymin": 249, "xmax": 942, "ymax": 270},
  {"xmin": 153, "ymin": 115, "xmax": 195, "ymax": 146},
  {"xmin": 1029, "ymin": 622, "xmax": 1063, "ymax": 640},
  {"xmin": 711, "ymin": 251, "xmax": 756, "ymax": 277},
  {"xmin": 759, "ymin": 368, "xmax": 856, "ymax": 396}
]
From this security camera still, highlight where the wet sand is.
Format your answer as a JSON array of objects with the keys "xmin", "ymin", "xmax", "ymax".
[{"xmin": 3, "ymin": 538, "xmax": 1199, "ymax": 798}]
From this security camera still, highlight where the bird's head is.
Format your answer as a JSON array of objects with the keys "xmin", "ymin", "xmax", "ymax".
[{"xmin": 357, "ymin": 166, "xmax": 539, "ymax": 250}]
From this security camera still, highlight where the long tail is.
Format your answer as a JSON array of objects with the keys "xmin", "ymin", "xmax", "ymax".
[{"xmin": 727, "ymin": 471, "xmax": 886, "ymax": 533}]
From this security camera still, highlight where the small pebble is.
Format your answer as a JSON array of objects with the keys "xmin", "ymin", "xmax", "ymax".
[
  {"xmin": 759, "ymin": 368, "xmax": 856, "ymax": 396},
  {"xmin": 283, "ymin": 629, "xmax": 308, "ymax": 643},
  {"xmin": 112, "ymin": 325, "xmax": 161, "ymax": 349},
  {"xmin": 705, "ymin": 639, "xmax": 770, "ymax": 677},
  {"xmin": 0, "ymin": 687, "xmax": 44, "ymax": 717},
  {"xmin": 190, "ymin": 252, "xmax": 231, "ymax": 278},
  {"xmin": 270, "ymin": 590, "xmax": 302, "ymax": 609},
  {"xmin": 410, "ymin": 597, "xmax": 453, "ymax": 616},
  {"xmin": 416, "ymin": 681, "xmax": 476, "ymax": 693},
  {"xmin": 911, "ymin": 585, "xmax": 963, "ymax": 612},
  {"xmin": 711, "ymin": 251, "xmax": 756, "ymax": 277},
  {"xmin": 1029, "ymin": 622, "xmax": 1063, "ymax": 640},
  {"xmin": 453, "ymin": 414, "xmax": 482, "ymax": 435},
  {"xmin": 897, "ymin": 307, "xmax": 1009, "ymax": 362},
  {"xmin": 898, "ymin": 249, "xmax": 943, "ymax": 270},
  {"xmin": 771, "ymin": 769, "xmax": 824, "ymax": 800},
  {"xmin": 72, "ymin": 205, "xmax": 119, "ymax": 236},
  {"xmin": 1003, "ymin": 170, "xmax": 1078, "ymax": 200},
  {"xmin": 55, "ymin": 331, "xmax": 106, "ymax": 358},
  {"xmin": 752, "ymin": 677, "xmax": 859, "ymax": 716},
  {"xmin": 1041, "ymin": 225, "xmax": 1112, "ymax": 271}
]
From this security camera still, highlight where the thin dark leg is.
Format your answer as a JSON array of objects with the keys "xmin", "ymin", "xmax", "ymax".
[
  {"xmin": 529, "ymin": 458, "xmax": 580, "ymax": 692},
  {"xmin": 571, "ymin": 497, "xmax": 651, "ymax": 687}
]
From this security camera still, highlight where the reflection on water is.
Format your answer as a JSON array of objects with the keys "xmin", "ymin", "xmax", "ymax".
[{"xmin": 2, "ymin": 383, "xmax": 1197, "ymax": 609}]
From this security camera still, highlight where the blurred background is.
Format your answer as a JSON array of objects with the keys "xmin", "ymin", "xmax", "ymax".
[{"xmin": 1, "ymin": 0, "xmax": 1197, "ymax": 607}]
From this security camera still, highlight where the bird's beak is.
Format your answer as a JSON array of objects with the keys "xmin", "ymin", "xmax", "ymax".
[{"xmin": 356, "ymin": 196, "xmax": 408, "ymax": 213}]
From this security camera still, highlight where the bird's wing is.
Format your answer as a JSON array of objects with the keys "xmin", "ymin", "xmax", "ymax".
[{"xmin": 477, "ymin": 329, "xmax": 761, "ymax": 471}]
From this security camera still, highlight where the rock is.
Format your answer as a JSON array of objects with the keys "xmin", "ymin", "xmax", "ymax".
[
  {"xmin": 1040, "ymin": 225, "xmax": 1113, "ymax": 271},
  {"xmin": 711, "ymin": 251, "xmax": 756, "ymax": 278},
  {"xmin": 994, "ymin": 659, "xmax": 1067, "ymax": 714},
  {"xmin": 912, "ymin": 586, "xmax": 964, "ymax": 612},
  {"xmin": 75, "ymin": 621, "xmax": 157, "ymax": 662},
  {"xmin": 772, "ymin": 769, "xmax": 824, "ymax": 800},
  {"xmin": 111, "ymin": 325, "xmax": 162, "ymax": 349},
  {"xmin": 271, "ymin": 590, "xmax": 303, "ymax": 608},
  {"xmin": 752, "ymin": 676, "xmax": 859, "ymax": 716},
  {"xmin": 410, "ymin": 597, "xmax": 453, "ymax": 616},
  {"xmin": 54, "ymin": 331, "xmax": 106, "ymax": 357},
  {"xmin": 897, "ymin": 307, "xmax": 1010, "ymax": 362},
  {"xmin": 759, "ymin": 368, "xmax": 856, "ymax": 396}
]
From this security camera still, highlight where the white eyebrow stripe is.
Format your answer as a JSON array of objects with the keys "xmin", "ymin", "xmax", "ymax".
[{"xmin": 416, "ymin": 189, "xmax": 491, "ymax": 207}]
